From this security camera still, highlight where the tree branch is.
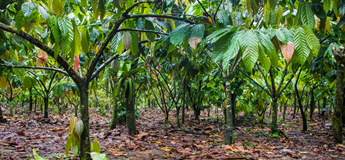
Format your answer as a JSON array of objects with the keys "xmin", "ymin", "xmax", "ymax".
[
  {"xmin": 0, "ymin": 23, "xmax": 80, "ymax": 82},
  {"xmin": 118, "ymin": 28, "xmax": 169, "ymax": 35},
  {"xmin": 90, "ymin": 53, "xmax": 120, "ymax": 81},
  {"xmin": 0, "ymin": 64, "xmax": 69, "ymax": 76},
  {"xmin": 86, "ymin": 1, "xmax": 156, "ymax": 81},
  {"xmin": 256, "ymin": 63, "xmax": 272, "ymax": 93},
  {"xmin": 278, "ymin": 65, "xmax": 301, "ymax": 96},
  {"xmin": 130, "ymin": 14, "xmax": 195, "ymax": 24},
  {"xmin": 237, "ymin": 68, "xmax": 271, "ymax": 97}
]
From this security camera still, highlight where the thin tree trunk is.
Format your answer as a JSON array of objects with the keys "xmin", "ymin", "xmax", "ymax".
[
  {"xmin": 332, "ymin": 47, "xmax": 344, "ymax": 143},
  {"xmin": 309, "ymin": 90, "xmax": 315, "ymax": 121},
  {"xmin": 105, "ymin": 78, "xmax": 109, "ymax": 110},
  {"xmin": 270, "ymin": 69, "xmax": 278, "ymax": 133},
  {"xmin": 110, "ymin": 102, "xmax": 118, "ymax": 130},
  {"xmin": 176, "ymin": 106, "xmax": 181, "ymax": 128},
  {"xmin": 224, "ymin": 79, "xmax": 233, "ymax": 144},
  {"xmin": 44, "ymin": 97, "xmax": 49, "ymax": 118},
  {"xmin": 231, "ymin": 93, "xmax": 236, "ymax": 126},
  {"xmin": 29, "ymin": 88, "xmax": 32, "ymax": 111},
  {"xmin": 126, "ymin": 84, "xmax": 136, "ymax": 135},
  {"xmin": 283, "ymin": 102, "xmax": 287, "ymax": 121},
  {"xmin": 94, "ymin": 90, "xmax": 99, "ymax": 108},
  {"xmin": 79, "ymin": 81, "xmax": 91, "ymax": 159}
]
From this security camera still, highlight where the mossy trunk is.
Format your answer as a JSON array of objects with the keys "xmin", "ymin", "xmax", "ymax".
[
  {"xmin": 29, "ymin": 88, "xmax": 32, "ymax": 111},
  {"xmin": 176, "ymin": 106, "xmax": 181, "ymax": 128},
  {"xmin": 333, "ymin": 54, "xmax": 344, "ymax": 143},
  {"xmin": 309, "ymin": 90, "xmax": 315, "ymax": 121},
  {"xmin": 194, "ymin": 105, "xmax": 200, "ymax": 120},
  {"xmin": 9, "ymin": 101, "xmax": 13, "ymax": 117},
  {"xmin": 79, "ymin": 81, "xmax": 91, "ymax": 159},
  {"xmin": 271, "ymin": 98, "xmax": 278, "ymax": 133},
  {"xmin": 296, "ymin": 87, "xmax": 308, "ymax": 132},
  {"xmin": 293, "ymin": 93, "xmax": 297, "ymax": 118},
  {"xmin": 283, "ymin": 102, "xmax": 287, "ymax": 121},
  {"xmin": 182, "ymin": 86, "xmax": 185, "ymax": 124},
  {"xmin": 125, "ymin": 86, "xmax": 136, "ymax": 135},
  {"xmin": 44, "ymin": 97, "xmax": 48, "ymax": 118},
  {"xmin": 74, "ymin": 105, "xmax": 78, "ymax": 117},
  {"xmin": 232, "ymin": 93, "xmax": 236, "ymax": 126},
  {"xmin": 224, "ymin": 80, "xmax": 233, "ymax": 145},
  {"xmin": 0, "ymin": 106, "xmax": 3, "ymax": 122},
  {"xmin": 110, "ymin": 103, "xmax": 118, "ymax": 130}
]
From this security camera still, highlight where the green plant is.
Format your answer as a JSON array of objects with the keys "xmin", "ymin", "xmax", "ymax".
[{"xmin": 242, "ymin": 141, "xmax": 254, "ymax": 148}]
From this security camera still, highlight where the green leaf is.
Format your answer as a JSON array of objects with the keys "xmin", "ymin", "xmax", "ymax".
[
  {"xmin": 188, "ymin": 24, "xmax": 205, "ymax": 39},
  {"xmin": 293, "ymin": 27, "xmax": 310, "ymax": 65},
  {"xmin": 281, "ymin": 28, "xmax": 294, "ymax": 43},
  {"xmin": 92, "ymin": 0, "xmax": 99, "ymax": 20},
  {"xmin": 145, "ymin": 20, "xmax": 155, "ymax": 42},
  {"xmin": 206, "ymin": 28, "xmax": 229, "ymax": 42},
  {"xmin": 72, "ymin": 145, "xmax": 78, "ymax": 156},
  {"xmin": 58, "ymin": 17, "xmax": 68, "ymax": 39},
  {"xmin": 21, "ymin": 2, "xmax": 35, "ymax": 18},
  {"xmin": 93, "ymin": 136, "xmax": 101, "ymax": 153},
  {"xmin": 15, "ymin": 10, "xmax": 25, "ymax": 31},
  {"xmin": 99, "ymin": 0, "xmax": 105, "ymax": 21},
  {"xmin": 91, "ymin": 152, "xmax": 109, "ymax": 160},
  {"xmin": 37, "ymin": 6, "xmax": 49, "ymax": 22},
  {"xmin": 33, "ymin": 149, "xmax": 47, "ymax": 160},
  {"xmin": 323, "ymin": 0, "xmax": 331, "ymax": 13},
  {"xmin": 222, "ymin": 31, "xmax": 240, "ymax": 72},
  {"xmin": 81, "ymin": 27, "xmax": 90, "ymax": 53},
  {"xmin": 110, "ymin": 32, "xmax": 122, "ymax": 51},
  {"xmin": 216, "ymin": 11, "xmax": 229, "ymax": 25},
  {"xmin": 65, "ymin": 136, "xmax": 72, "ymax": 155},
  {"xmin": 259, "ymin": 46, "xmax": 271, "ymax": 72},
  {"xmin": 52, "ymin": 0, "xmax": 65, "ymax": 17},
  {"xmin": 257, "ymin": 31, "xmax": 274, "ymax": 57},
  {"xmin": 129, "ymin": 31, "xmax": 139, "ymax": 56},
  {"xmin": 240, "ymin": 30, "xmax": 259, "ymax": 70},
  {"xmin": 301, "ymin": 2, "xmax": 315, "ymax": 29},
  {"xmin": 59, "ymin": 18, "xmax": 73, "ymax": 55},
  {"xmin": 72, "ymin": 19, "xmax": 81, "ymax": 57},
  {"xmin": 332, "ymin": 0, "xmax": 338, "ymax": 15},
  {"xmin": 169, "ymin": 23, "xmax": 190, "ymax": 46},
  {"xmin": 275, "ymin": 29, "xmax": 286, "ymax": 44},
  {"xmin": 303, "ymin": 25, "xmax": 320, "ymax": 56},
  {"xmin": 336, "ymin": 15, "xmax": 345, "ymax": 29}
]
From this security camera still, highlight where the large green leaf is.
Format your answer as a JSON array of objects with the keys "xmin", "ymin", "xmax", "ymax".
[
  {"xmin": 281, "ymin": 28, "xmax": 294, "ymax": 43},
  {"xmin": 59, "ymin": 18, "xmax": 73, "ymax": 56},
  {"xmin": 275, "ymin": 29, "xmax": 286, "ymax": 44},
  {"xmin": 222, "ymin": 32, "xmax": 240, "ymax": 72},
  {"xmin": 129, "ymin": 31, "xmax": 139, "ymax": 55},
  {"xmin": 188, "ymin": 24, "xmax": 205, "ymax": 39},
  {"xmin": 58, "ymin": 17, "xmax": 68, "ymax": 39},
  {"xmin": 303, "ymin": 25, "xmax": 320, "ymax": 56},
  {"xmin": 240, "ymin": 30, "xmax": 259, "ymax": 70},
  {"xmin": 293, "ymin": 27, "xmax": 310, "ymax": 65},
  {"xmin": 37, "ymin": 6, "xmax": 49, "ymax": 22},
  {"xmin": 257, "ymin": 31, "xmax": 274, "ymax": 57},
  {"xmin": 169, "ymin": 23, "xmax": 190, "ymax": 46},
  {"xmin": 259, "ymin": 46, "xmax": 271, "ymax": 72},
  {"xmin": 323, "ymin": 0, "xmax": 331, "ymax": 13},
  {"xmin": 21, "ymin": 2, "xmax": 35, "ymax": 18},
  {"xmin": 301, "ymin": 2, "xmax": 315, "ymax": 29},
  {"xmin": 81, "ymin": 27, "xmax": 89, "ymax": 54},
  {"xmin": 52, "ymin": 0, "xmax": 65, "ymax": 17},
  {"xmin": 15, "ymin": 10, "xmax": 25, "ymax": 31},
  {"xmin": 145, "ymin": 20, "xmax": 155, "ymax": 42}
]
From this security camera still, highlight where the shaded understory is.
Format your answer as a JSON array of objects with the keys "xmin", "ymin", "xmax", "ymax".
[{"xmin": 0, "ymin": 105, "xmax": 344, "ymax": 159}]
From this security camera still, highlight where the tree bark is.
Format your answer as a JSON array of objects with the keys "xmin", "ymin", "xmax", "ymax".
[
  {"xmin": 43, "ymin": 97, "xmax": 49, "ymax": 118},
  {"xmin": 110, "ymin": 102, "xmax": 118, "ymax": 130},
  {"xmin": 176, "ymin": 106, "xmax": 181, "ymax": 128},
  {"xmin": 0, "ymin": 105, "xmax": 4, "ymax": 122},
  {"xmin": 29, "ymin": 88, "xmax": 32, "ymax": 111},
  {"xmin": 270, "ymin": 69, "xmax": 278, "ymax": 133},
  {"xmin": 309, "ymin": 90, "xmax": 315, "ymax": 121},
  {"xmin": 105, "ymin": 78, "xmax": 109, "ymax": 110},
  {"xmin": 125, "ymin": 85, "xmax": 136, "ymax": 135},
  {"xmin": 283, "ymin": 102, "xmax": 287, "ymax": 121},
  {"xmin": 224, "ymin": 80, "xmax": 233, "ymax": 144},
  {"xmin": 332, "ymin": 47, "xmax": 344, "ymax": 143},
  {"xmin": 79, "ymin": 80, "xmax": 91, "ymax": 159}
]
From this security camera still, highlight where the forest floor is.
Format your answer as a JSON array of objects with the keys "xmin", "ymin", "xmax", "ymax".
[{"xmin": 0, "ymin": 106, "xmax": 345, "ymax": 160}]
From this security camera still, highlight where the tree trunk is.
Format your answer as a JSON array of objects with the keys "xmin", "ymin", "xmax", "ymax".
[
  {"xmin": 296, "ymin": 86, "xmax": 307, "ymax": 132},
  {"xmin": 224, "ymin": 80, "xmax": 233, "ymax": 145},
  {"xmin": 9, "ymin": 101, "xmax": 13, "ymax": 117},
  {"xmin": 333, "ymin": 50, "xmax": 344, "ymax": 143},
  {"xmin": 309, "ymin": 90, "xmax": 315, "ymax": 121},
  {"xmin": 176, "ymin": 106, "xmax": 181, "ymax": 128},
  {"xmin": 44, "ymin": 97, "xmax": 49, "ymax": 118},
  {"xmin": 271, "ymin": 97, "xmax": 278, "ymax": 133},
  {"xmin": 125, "ymin": 85, "xmax": 136, "ymax": 135},
  {"xmin": 318, "ymin": 100, "xmax": 320, "ymax": 114},
  {"xmin": 194, "ymin": 105, "xmax": 200, "ymax": 120},
  {"xmin": 231, "ymin": 93, "xmax": 236, "ymax": 126},
  {"xmin": 293, "ymin": 94, "xmax": 297, "ymax": 118},
  {"xmin": 283, "ymin": 102, "xmax": 287, "ymax": 121},
  {"xmin": 105, "ymin": 78, "xmax": 109, "ymax": 110},
  {"xmin": 79, "ymin": 81, "xmax": 91, "ymax": 159},
  {"xmin": 148, "ymin": 99, "xmax": 151, "ymax": 109},
  {"xmin": 94, "ymin": 90, "xmax": 99, "ymax": 108},
  {"xmin": 29, "ymin": 88, "xmax": 32, "ymax": 111},
  {"xmin": 110, "ymin": 102, "xmax": 118, "ymax": 130}
]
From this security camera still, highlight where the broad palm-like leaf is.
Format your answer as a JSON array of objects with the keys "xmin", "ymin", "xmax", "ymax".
[
  {"xmin": 293, "ymin": 27, "xmax": 311, "ymax": 65},
  {"xmin": 240, "ymin": 30, "xmax": 259, "ymax": 70},
  {"xmin": 303, "ymin": 25, "xmax": 320, "ymax": 56}
]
